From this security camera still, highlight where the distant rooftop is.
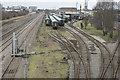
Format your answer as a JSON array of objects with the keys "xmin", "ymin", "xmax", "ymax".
[{"xmin": 59, "ymin": 7, "xmax": 77, "ymax": 9}]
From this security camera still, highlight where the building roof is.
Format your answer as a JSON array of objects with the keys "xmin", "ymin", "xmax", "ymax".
[
  {"xmin": 65, "ymin": 12, "xmax": 79, "ymax": 14},
  {"xmin": 59, "ymin": 7, "xmax": 77, "ymax": 9}
]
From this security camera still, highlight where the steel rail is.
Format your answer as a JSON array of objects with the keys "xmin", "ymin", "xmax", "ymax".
[
  {"xmin": 66, "ymin": 29, "xmax": 91, "ymax": 78},
  {"xmin": 66, "ymin": 23, "xmax": 114, "ymax": 78},
  {"xmin": 56, "ymin": 33, "xmax": 89, "ymax": 79},
  {"xmin": 48, "ymin": 33, "xmax": 77, "ymax": 78}
]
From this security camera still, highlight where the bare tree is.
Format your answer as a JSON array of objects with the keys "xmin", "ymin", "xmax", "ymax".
[
  {"xmin": 92, "ymin": 10, "xmax": 103, "ymax": 30},
  {"xmin": 83, "ymin": 16, "xmax": 88, "ymax": 29},
  {"xmin": 93, "ymin": 0, "xmax": 117, "ymax": 37}
]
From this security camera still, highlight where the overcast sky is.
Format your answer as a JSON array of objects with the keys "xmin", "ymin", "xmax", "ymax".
[{"xmin": 0, "ymin": 0, "xmax": 119, "ymax": 9}]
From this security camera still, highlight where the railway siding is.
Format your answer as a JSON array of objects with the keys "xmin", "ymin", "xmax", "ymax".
[
  {"xmin": 65, "ymin": 24, "xmax": 101, "ymax": 78},
  {"xmin": 66, "ymin": 21, "xmax": 118, "ymax": 78}
]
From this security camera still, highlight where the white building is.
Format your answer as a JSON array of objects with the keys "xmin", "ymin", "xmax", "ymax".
[{"xmin": 29, "ymin": 6, "xmax": 37, "ymax": 12}]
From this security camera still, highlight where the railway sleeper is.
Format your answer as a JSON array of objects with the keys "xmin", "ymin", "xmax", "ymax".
[{"xmin": 7, "ymin": 69, "xmax": 16, "ymax": 74}]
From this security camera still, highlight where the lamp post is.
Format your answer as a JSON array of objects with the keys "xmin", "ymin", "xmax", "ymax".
[
  {"xmin": 76, "ymin": 2, "xmax": 78, "ymax": 14},
  {"xmin": 80, "ymin": 4, "xmax": 82, "ymax": 14}
]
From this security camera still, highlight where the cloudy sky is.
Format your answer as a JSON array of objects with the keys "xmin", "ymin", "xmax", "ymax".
[{"xmin": 0, "ymin": 0, "xmax": 119, "ymax": 9}]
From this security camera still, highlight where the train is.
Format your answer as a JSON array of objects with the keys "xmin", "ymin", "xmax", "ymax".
[
  {"xmin": 52, "ymin": 15, "xmax": 65, "ymax": 26},
  {"xmin": 45, "ymin": 14, "xmax": 67, "ymax": 29},
  {"xmin": 56, "ymin": 14, "xmax": 71, "ymax": 22},
  {"xmin": 48, "ymin": 15, "xmax": 58, "ymax": 29},
  {"xmin": 63, "ymin": 15, "xmax": 71, "ymax": 22},
  {"xmin": 45, "ymin": 15, "xmax": 51, "ymax": 26},
  {"xmin": 54, "ymin": 14, "xmax": 63, "ymax": 18}
]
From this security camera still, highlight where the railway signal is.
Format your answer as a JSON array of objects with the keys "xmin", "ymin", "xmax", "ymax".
[{"xmin": 12, "ymin": 32, "xmax": 18, "ymax": 57}]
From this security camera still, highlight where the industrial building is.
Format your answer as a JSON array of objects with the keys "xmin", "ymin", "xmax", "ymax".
[
  {"xmin": 58, "ymin": 7, "xmax": 81, "ymax": 19},
  {"xmin": 58, "ymin": 7, "xmax": 94, "ymax": 19},
  {"xmin": 59, "ymin": 7, "xmax": 77, "ymax": 12}
]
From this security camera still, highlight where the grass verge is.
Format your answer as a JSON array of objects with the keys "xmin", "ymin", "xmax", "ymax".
[{"xmin": 76, "ymin": 22, "xmax": 118, "ymax": 42}]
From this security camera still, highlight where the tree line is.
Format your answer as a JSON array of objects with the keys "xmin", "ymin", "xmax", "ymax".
[
  {"xmin": 83, "ymin": 0, "xmax": 119, "ymax": 38},
  {"xmin": 2, "ymin": 11, "xmax": 29, "ymax": 20}
]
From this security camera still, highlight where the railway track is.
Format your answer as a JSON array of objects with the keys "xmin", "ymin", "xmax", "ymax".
[
  {"xmin": 48, "ymin": 33, "xmax": 78, "ymax": 78},
  {"xmin": 58, "ymin": 33, "xmax": 90, "ymax": 78},
  {"xmin": 0, "ymin": 14, "xmax": 36, "ymax": 41},
  {"xmin": 1, "ymin": 13, "xmax": 35, "ymax": 32},
  {"xmin": 1, "ymin": 15, "xmax": 42, "ymax": 74},
  {"xmin": 66, "ymin": 23, "xmax": 112, "ymax": 77},
  {"xmin": 2, "ymin": 58, "xmax": 22, "ymax": 78},
  {"xmin": 2, "ymin": 13, "xmax": 45, "ymax": 78},
  {"xmin": 66, "ymin": 29, "xmax": 91, "ymax": 78},
  {"xmin": 49, "ymin": 33, "xmax": 90, "ymax": 79},
  {"xmin": 101, "ymin": 41, "xmax": 120, "ymax": 79},
  {"xmin": 49, "ymin": 20, "xmax": 119, "ymax": 79},
  {"xmin": 66, "ymin": 22, "xmax": 119, "ymax": 78},
  {"xmin": 0, "ymin": 14, "xmax": 39, "ymax": 53},
  {"xmin": 0, "ymin": 17, "xmax": 38, "ymax": 53},
  {"xmin": 1, "ymin": 13, "xmax": 119, "ymax": 79}
]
